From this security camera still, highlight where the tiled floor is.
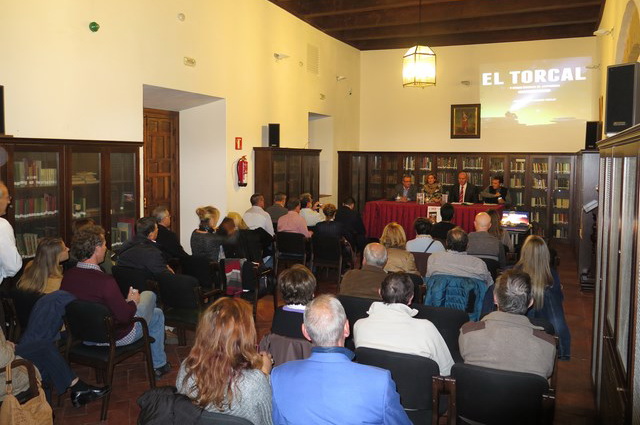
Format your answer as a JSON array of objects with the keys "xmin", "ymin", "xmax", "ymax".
[{"xmin": 52, "ymin": 244, "xmax": 596, "ymax": 424}]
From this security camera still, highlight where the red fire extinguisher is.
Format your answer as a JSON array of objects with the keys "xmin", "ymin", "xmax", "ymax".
[{"xmin": 237, "ymin": 155, "xmax": 248, "ymax": 187}]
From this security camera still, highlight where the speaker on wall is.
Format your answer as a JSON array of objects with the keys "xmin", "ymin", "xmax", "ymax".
[
  {"xmin": 268, "ymin": 123, "xmax": 280, "ymax": 147},
  {"xmin": 585, "ymin": 121, "xmax": 602, "ymax": 150},
  {"xmin": 605, "ymin": 63, "xmax": 640, "ymax": 135}
]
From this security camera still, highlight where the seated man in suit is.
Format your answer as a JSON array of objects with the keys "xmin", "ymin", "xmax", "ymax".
[
  {"xmin": 152, "ymin": 206, "xmax": 189, "ymax": 261},
  {"xmin": 116, "ymin": 217, "xmax": 174, "ymax": 278},
  {"xmin": 459, "ymin": 269, "xmax": 556, "ymax": 379},
  {"xmin": 354, "ymin": 272, "xmax": 454, "ymax": 375},
  {"xmin": 271, "ymin": 294, "xmax": 411, "ymax": 424},
  {"xmin": 335, "ymin": 196, "xmax": 367, "ymax": 253},
  {"xmin": 480, "ymin": 175, "xmax": 510, "ymax": 205},
  {"xmin": 448, "ymin": 172, "xmax": 479, "ymax": 203},
  {"xmin": 339, "ymin": 243, "xmax": 388, "ymax": 300},
  {"xmin": 392, "ymin": 175, "xmax": 418, "ymax": 202}
]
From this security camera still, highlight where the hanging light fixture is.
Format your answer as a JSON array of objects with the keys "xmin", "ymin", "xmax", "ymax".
[{"xmin": 402, "ymin": 0, "xmax": 436, "ymax": 87}]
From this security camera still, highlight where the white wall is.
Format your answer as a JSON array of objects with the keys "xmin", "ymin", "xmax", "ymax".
[
  {"xmin": 360, "ymin": 37, "xmax": 600, "ymax": 152},
  {"xmin": 308, "ymin": 113, "xmax": 335, "ymax": 203}
]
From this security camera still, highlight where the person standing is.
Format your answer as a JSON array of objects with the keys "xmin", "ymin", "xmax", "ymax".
[{"xmin": 0, "ymin": 182, "xmax": 21, "ymax": 285}]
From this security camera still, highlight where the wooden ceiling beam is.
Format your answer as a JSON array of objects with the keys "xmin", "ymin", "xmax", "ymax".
[
  {"xmin": 299, "ymin": 0, "xmax": 463, "ymax": 18},
  {"xmin": 333, "ymin": 6, "xmax": 601, "ymax": 41}
]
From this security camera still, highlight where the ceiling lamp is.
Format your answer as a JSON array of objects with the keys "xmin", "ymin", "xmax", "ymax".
[{"xmin": 402, "ymin": 0, "xmax": 436, "ymax": 87}]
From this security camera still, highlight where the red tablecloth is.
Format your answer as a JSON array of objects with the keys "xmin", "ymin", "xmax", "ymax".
[{"xmin": 363, "ymin": 200, "xmax": 505, "ymax": 239}]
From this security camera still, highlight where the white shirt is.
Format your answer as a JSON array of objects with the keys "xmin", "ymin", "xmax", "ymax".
[
  {"xmin": 243, "ymin": 206, "xmax": 274, "ymax": 236},
  {"xmin": 0, "ymin": 217, "xmax": 22, "ymax": 285},
  {"xmin": 354, "ymin": 302, "xmax": 454, "ymax": 375},
  {"xmin": 406, "ymin": 235, "xmax": 445, "ymax": 254},
  {"xmin": 299, "ymin": 208, "xmax": 325, "ymax": 227}
]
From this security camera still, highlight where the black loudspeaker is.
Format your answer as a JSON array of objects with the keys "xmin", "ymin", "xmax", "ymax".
[
  {"xmin": 268, "ymin": 123, "xmax": 280, "ymax": 147},
  {"xmin": 585, "ymin": 121, "xmax": 601, "ymax": 150},
  {"xmin": 0, "ymin": 86, "xmax": 4, "ymax": 135},
  {"xmin": 605, "ymin": 63, "xmax": 640, "ymax": 135}
]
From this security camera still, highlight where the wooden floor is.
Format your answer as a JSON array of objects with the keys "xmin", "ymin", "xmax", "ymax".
[{"xmin": 52, "ymin": 244, "xmax": 597, "ymax": 424}]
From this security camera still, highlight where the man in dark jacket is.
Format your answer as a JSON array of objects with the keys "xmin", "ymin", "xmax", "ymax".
[
  {"xmin": 152, "ymin": 206, "xmax": 189, "ymax": 261},
  {"xmin": 117, "ymin": 217, "xmax": 174, "ymax": 277},
  {"xmin": 335, "ymin": 197, "xmax": 367, "ymax": 252}
]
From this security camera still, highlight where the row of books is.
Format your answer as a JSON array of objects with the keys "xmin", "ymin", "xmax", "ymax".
[
  {"xmin": 436, "ymin": 157, "xmax": 458, "ymax": 168},
  {"xmin": 16, "ymin": 232, "xmax": 40, "ymax": 258},
  {"xmin": 552, "ymin": 213, "xmax": 570, "ymax": 224},
  {"xmin": 532, "ymin": 178, "xmax": 547, "ymax": 189},
  {"xmin": 554, "ymin": 198, "xmax": 570, "ymax": 208},
  {"xmin": 555, "ymin": 163, "xmax": 571, "ymax": 173},
  {"xmin": 71, "ymin": 171, "xmax": 99, "ymax": 185},
  {"xmin": 531, "ymin": 197, "xmax": 547, "ymax": 207},
  {"xmin": 462, "ymin": 158, "xmax": 484, "ymax": 169},
  {"xmin": 437, "ymin": 172, "xmax": 456, "ymax": 185},
  {"xmin": 14, "ymin": 195, "xmax": 57, "ymax": 218},
  {"xmin": 554, "ymin": 228, "xmax": 569, "ymax": 238},
  {"xmin": 510, "ymin": 176, "xmax": 525, "ymax": 187},
  {"xmin": 532, "ymin": 162, "xmax": 549, "ymax": 173},
  {"xmin": 14, "ymin": 159, "xmax": 57, "ymax": 187},
  {"xmin": 512, "ymin": 192, "xmax": 523, "ymax": 206},
  {"xmin": 510, "ymin": 159, "xmax": 526, "ymax": 172},
  {"xmin": 531, "ymin": 211, "xmax": 545, "ymax": 223}
]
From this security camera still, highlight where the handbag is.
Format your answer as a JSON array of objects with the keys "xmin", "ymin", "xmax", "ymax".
[{"xmin": 0, "ymin": 358, "xmax": 53, "ymax": 425}]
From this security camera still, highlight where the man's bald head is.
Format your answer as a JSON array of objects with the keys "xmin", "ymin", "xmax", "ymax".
[
  {"xmin": 363, "ymin": 243, "xmax": 388, "ymax": 268},
  {"xmin": 474, "ymin": 212, "xmax": 491, "ymax": 232}
]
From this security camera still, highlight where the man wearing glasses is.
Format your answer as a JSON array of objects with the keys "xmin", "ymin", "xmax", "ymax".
[{"xmin": 0, "ymin": 182, "xmax": 22, "ymax": 285}]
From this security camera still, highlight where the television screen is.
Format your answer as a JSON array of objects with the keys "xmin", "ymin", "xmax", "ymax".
[{"xmin": 501, "ymin": 211, "xmax": 530, "ymax": 228}]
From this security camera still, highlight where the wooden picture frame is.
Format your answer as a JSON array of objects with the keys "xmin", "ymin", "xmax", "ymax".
[{"xmin": 451, "ymin": 104, "xmax": 481, "ymax": 138}]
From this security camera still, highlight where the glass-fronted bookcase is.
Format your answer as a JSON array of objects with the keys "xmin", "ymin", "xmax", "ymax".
[{"xmin": 0, "ymin": 138, "xmax": 141, "ymax": 257}]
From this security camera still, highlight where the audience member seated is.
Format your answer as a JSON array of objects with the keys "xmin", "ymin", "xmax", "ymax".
[
  {"xmin": 1, "ymin": 326, "xmax": 110, "ymax": 406},
  {"xmin": 61, "ymin": 225, "xmax": 171, "ymax": 378},
  {"xmin": 423, "ymin": 172, "xmax": 442, "ymax": 202},
  {"xmin": 335, "ymin": 197, "xmax": 367, "ymax": 253},
  {"xmin": 17, "ymin": 237, "xmax": 69, "ymax": 294},
  {"xmin": 391, "ymin": 174, "xmax": 418, "ymax": 202},
  {"xmin": 480, "ymin": 175, "xmax": 510, "ymax": 205},
  {"xmin": 380, "ymin": 222, "xmax": 419, "ymax": 275},
  {"xmin": 467, "ymin": 212, "xmax": 506, "ymax": 267},
  {"xmin": 152, "ymin": 205, "xmax": 189, "ymax": 261},
  {"xmin": 220, "ymin": 212, "xmax": 264, "ymax": 263},
  {"xmin": 314, "ymin": 203, "xmax": 353, "ymax": 265},
  {"xmin": 176, "ymin": 298, "xmax": 273, "ymax": 425},
  {"xmin": 459, "ymin": 269, "xmax": 556, "ymax": 379},
  {"xmin": 430, "ymin": 203, "xmax": 457, "ymax": 241},
  {"xmin": 117, "ymin": 217, "xmax": 174, "ymax": 277},
  {"xmin": 406, "ymin": 217, "xmax": 445, "ymax": 254},
  {"xmin": 191, "ymin": 206, "xmax": 225, "ymax": 261},
  {"xmin": 67, "ymin": 218, "xmax": 114, "ymax": 274},
  {"xmin": 271, "ymin": 265, "xmax": 316, "ymax": 339},
  {"xmin": 271, "ymin": 294, "xmax": 411, "ymax": 424},
  {"xmin": 277, "ymin": 198, "xmax": 311, "ymax": 238},
  {"xmin": 516, "ymin": 235, "xmax": 571, "ymax": 360},
  {"xmin": 339, "ymin": 243, "xmax": 388, "ymax": 300},
  {"xmin": 354, "ymin": 273, "xmax": 454, "ymax": 375},
  {"xmin": 266, "ymin": 192, "xmax": 288, "ymax": 225},
  {"xmin": 487, "ymin": 208, "xmax": 514, "ymax": 253},
  {"xmin": 243, "ymin": 193, "xmax": 275, "ymax": 237},
  {"xmin": 448, "ymin": 172, "xmax": 479, "ymax": 203},
  {"xmin": 426, "ymin": 227, "xmax": 493, "ymax": 287},
  {"xmin": 299, "ymin": 193, "xmax": 325, "ymax": 227}
]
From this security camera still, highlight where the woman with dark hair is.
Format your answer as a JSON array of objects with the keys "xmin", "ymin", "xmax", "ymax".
[
  {"xmin": 17, "ymin": 237, "xmax": 69, "ymax": 293},
  {"xmin": 423, "ymin": 173, "xmax": 442, "ymax": 202},
  {"xmin": 271, "ymin": 265, "xmax": 316, "ymax": 339},
  {"xmin": 486, "ymin": 208, "xmax": 513, "ymax": 253},
  {"xmin": 515, "ymin": 235, "xmax": 571, "ymax": 360},
  {"xmin": 176, "ymin": 298, "xmax": 273, "ymax": 424},
  {"xmin": 191, "ymin": 206, "xmax": 225, "ymax": 261}
]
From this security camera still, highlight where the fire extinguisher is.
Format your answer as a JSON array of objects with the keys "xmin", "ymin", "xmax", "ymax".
[{"xmin": 237, "ymin": 155, "xmax": 248, "ymax": 187}]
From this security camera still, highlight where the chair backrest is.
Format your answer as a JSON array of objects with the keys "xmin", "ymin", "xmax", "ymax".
[
  {"xmin": 355, "ymin": 347, "xmax": 439, "ymax": 424},
  {"xmin": 156, "ymin": 273, "xmax": 201, "ymax": 310},
  {"xmin": 180, "ymin": 256, "xmax": 218, "ymax": 289},
  {"xmin": 112, "ymin": 265, "xmax": 155, "ymax": 297},
  {"xmin": 480, "ymin": 258, "xmax": 500, "ymax": 280},
  {"xmin": 411, "ymin": 303, "xmax": 468, "ymax": 363},
  {"xmin": 410, "ymin": 252, "xmax": 431, "ymax": 277},
  {"xmin": 451, "ymin": 363, "xmax": 552, "ymax": 425},
  {"xmin": 337, "ymin": 294, "xmax": 377, "ymax": 349},
  {"xmin": 311, "ymin": 234, "xmax": 342, "ymax": 262},
  {"xmin": 258, "ymin": 333, "xmax": 312, "ymax": 367},
  {"xmin": 65, "ymin": 300, "xmax": 113, "ymax": 343},
  {"xmin": 9, "ymin": 289, "xmax": 43, "ymax": 331},
  {"xmin": 424, "ymin": 274, "xmax": 487, "ymax": 321},
  {"xmin": 275, "ymin": 232, "xmax": 306, "ymax": 256}
]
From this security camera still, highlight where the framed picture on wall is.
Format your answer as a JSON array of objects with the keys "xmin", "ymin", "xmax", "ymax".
[{"xmin": 451, "ymin": 104, "xmax": 481, "ymax": 138}]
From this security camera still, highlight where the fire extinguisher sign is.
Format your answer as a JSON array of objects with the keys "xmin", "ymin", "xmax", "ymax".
[{"xmin": 235, "ymin": 137, "xmax": 242, "ymax": 150}]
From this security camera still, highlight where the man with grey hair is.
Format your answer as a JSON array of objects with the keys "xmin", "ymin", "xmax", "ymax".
[
  {"xmin": 243, "ymin": 193, "xmax": 274, "ymax": 236},
  {"xmin": 152, "ymin": 205, "xmax": 188, "ymax": 260},
  {"xmin": 339, "ymin": 242, "xmax": 388, "ymax": 300},
  {"xmin": 459, "ymin": 269, "xmax": 556, "ymax": 378},
  {"xmin": 271, "ymin": 294, "xmax": 411, "ymax": 424},
  {"xmin": 0, "ymin": 182, "xmax": 21, "ymax": 285}
]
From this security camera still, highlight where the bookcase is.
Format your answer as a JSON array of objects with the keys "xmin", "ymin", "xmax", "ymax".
[
  {"xmin": 337, "ymin": 151, "xmax": 577, "ymax": 242},
  {"xmin": 0, "ymin": 137, "xmax": 141, "ymax": 256}
]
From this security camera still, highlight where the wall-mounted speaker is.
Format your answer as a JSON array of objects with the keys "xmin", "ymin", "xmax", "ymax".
[
  {"xmin": 585, "ymin": 121, "xmax": 602, "ymax": 150},
  {"xmin": 605, "ymin": 63, "xmax": 640, "ymax": 135},
  {"xmin": 268, "ymin": 123, "xmax": 280, "ymax": 147}
]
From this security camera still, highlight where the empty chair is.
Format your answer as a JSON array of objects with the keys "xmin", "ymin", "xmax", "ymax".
[
  {"xmin": 2, "ymin": 289, "xmax": 43, "ymax": 341},
  {"xmin": 219, "ymin": 258, "xmax": 276, "ymax": 320},
  {"xmin": 111, "ymin": 266, "xmax": 157, "ymax": 297},
  {"xmin": 310, "ymin": 234, "xmax": 351, "ymax": 282},
  {"xmin": 433, "ymin": 363, "xmax": 555, "ymax": 425},
  {"xmin": 274, "ymin": 232, "xmax": 307, "ymax": 274},
  {"xmin": 356, "ymin": 347, "xmax": 440, "ymax": 425}
]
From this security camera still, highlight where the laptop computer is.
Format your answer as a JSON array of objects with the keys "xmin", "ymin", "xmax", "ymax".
[{"xmin": 500, "ymin": 211, "xmax": 531, "ymax": 232}]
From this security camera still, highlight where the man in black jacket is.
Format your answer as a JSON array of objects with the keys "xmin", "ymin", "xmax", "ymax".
[
  {"xmin": 335, "ymin": 197, "xmax": 367, "ymax": 253},
  {"xmin": 117, "ymin": 217, "xmax": 174, "ymax": 277},
  {"xmin": 152, "ymin": 206, "xmax": 189, "ymax": 261}
]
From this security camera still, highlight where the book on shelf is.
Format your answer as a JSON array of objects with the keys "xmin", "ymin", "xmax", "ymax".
[
  {"xmin": 71, "ymin": 171, "xmax": 99, "ymax": 185},
  {"xmin": 554, "ymin": 163, "xmax": 571, "ymax": 173},
  {"xmin": 16, "ymin": 232, "xmax": 39, "ymax": 258},
  {"xmin": 554, "ymin": 198, "xmax": 570, "ymax": 208},
  {"xmin": 532, "ymin": 162, "xmax": 549, "ymax": 173},
  {"xmin": 14, "ymin": 194, "xmax": 58, "ymax": 218},
  {"xmin": 14, "ymin": 159, "xmax": 58, "ymax": 187}
]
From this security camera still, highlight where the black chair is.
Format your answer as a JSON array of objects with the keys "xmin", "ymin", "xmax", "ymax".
[
  {"xmin": 310, "ymin": 234, "xmax": 351, "ymax": 282},
  {"xmin": 337, "ymin": 295, "xmax": 377, "ymax": 350},
  {"xmin": 112, "ymin": 266, "xmax": 157, "ymax": 297},
  {"xmin": 356, "ymin": 347, "xmax": 440, "ymax": 425},
  {"xmin": 410, "ymin": 252, "xmax": 431, "ymax": 277},
  {"xmin": 411, "ymin": 303, "xmax": 469, "ymax": 363},
  {"xmin": 64, "ymin": 300, "xmax": 156, "ymax": 420},
  {"xmin": 2, "ymin": 289, "xmax": 43, "ymax": 342},
  {"xmin": 180, "ymin": 255, "xmax": 221, "ymax": 290},
  {"xmin": 433, "ymin": 363, "xmax": 555, "ymax": 425},
  {"xmin": 480, "ymin": 258, "xmax": 501, "ymax": 281},
  {"xmin": 219, "ymin": 259, "xmax": 276, "ymax": 320},
  {"xmin": 274, "ymin": 232, "xmax": 307, "ymax": 274},
  {"xmin": 156, "ymin": 273, "xmax": 210, "ymax": 346}
]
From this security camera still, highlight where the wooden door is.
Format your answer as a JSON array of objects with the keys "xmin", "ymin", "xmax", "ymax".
[{"xmin": 143, "ymin": 109, "xmax": 179, "ymax": 233}]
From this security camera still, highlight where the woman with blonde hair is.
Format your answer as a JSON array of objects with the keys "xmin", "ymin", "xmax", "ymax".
[
  {"xmin": 18, "ymin": 237, "xmax": 69, "ymax": 293},
  {"xmin": 191, "ymin": 206, "xmax": 225, "ymax": 260},
  {"xmin": 176, "ymin": 297, "xmax": 273, "ymax": 424},
  {"xmin": 515, "ymin": 235, "xmax": 570, "ymax": 359},
  {"xmin": 379, "ymin": 222, "xmax": 419, "ymax": 275}
]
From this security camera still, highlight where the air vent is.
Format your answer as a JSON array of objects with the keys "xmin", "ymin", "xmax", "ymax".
[{"xmin": 307, "ymin": 44, "xmax": 319, "ymax": 75}]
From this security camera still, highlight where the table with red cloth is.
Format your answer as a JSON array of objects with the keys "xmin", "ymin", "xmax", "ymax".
[{"xmin": 363, "ymin": 200, "xmax": 505, "ymax": 240}]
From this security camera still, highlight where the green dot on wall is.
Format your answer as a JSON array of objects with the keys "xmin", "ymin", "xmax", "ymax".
[{"xmin": 89, "ymin": 22, "xmax": 100, "ymax": 32}]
